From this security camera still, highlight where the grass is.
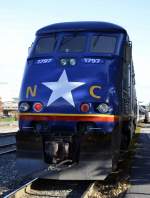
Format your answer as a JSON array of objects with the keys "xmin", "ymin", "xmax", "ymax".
[
  {"xmin": 135, "ymin": 126, "xmax": 141, "ymax": 134},
  {"xmin": 0, "ymin": 117, "xmax": 16, "ymax": 122}
]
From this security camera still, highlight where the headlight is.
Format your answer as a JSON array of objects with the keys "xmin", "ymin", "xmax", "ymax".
[
  {"xmin": 97, "ymin": 103, "xmax": 109, "ymax": 113},
  {"xmin": 60, "ymin": 58, "xmax": 67, "ymax": 66},
  {"xmin": 19, "ymin": 102, "xmax": 30, "ymax": 112},
  {"xmin": 70, "ymin": 58, "xmax": 76, "ymax": 66}
]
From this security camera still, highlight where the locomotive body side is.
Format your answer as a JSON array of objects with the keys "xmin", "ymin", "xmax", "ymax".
[{"xmin": 16, "ymin": 22, "xmax": 136, "ymax": 180}]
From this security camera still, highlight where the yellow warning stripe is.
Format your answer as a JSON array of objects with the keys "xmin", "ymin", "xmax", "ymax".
[{"xmin": 19, "ymin": 112, "xmax": 119, "ymax": 118}]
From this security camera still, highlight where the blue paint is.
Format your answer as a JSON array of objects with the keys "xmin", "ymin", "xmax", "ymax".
[{"xmin": 19, "ymin": 22, "xmax": 131, "ymax": 133}]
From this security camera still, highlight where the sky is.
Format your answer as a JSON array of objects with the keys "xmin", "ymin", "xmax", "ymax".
[{"xmin": 0, "ymin": 0, "xmax": 150, "ymax": 104}]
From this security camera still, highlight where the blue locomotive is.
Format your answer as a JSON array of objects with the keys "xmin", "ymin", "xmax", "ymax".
[{"xmin": 17, "ymin": 22, "xmax": 137, "ymax": 180}]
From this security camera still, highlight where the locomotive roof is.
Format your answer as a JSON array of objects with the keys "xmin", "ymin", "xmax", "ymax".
[{"xmin": 36, "ymin": 21, "xmax": 127, "ymax": 35}]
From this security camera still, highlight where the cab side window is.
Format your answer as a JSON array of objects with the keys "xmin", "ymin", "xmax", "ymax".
[{"xmin": 123, "ymin": 42, "xmax": 132, "ymax": 92}]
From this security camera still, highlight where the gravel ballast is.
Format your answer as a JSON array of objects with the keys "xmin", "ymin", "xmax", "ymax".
[{"xmin": 0, "ymin": 153, "xmax": 31, "ymax": 197}]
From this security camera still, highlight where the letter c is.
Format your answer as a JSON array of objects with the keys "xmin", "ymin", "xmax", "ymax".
[{"xmin": 89, "ymin": 85, "xmax": 101, "ymax": 99}]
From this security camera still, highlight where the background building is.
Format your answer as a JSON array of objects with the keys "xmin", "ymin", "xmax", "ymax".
[
  {"xmin": 0, "ymin": 97, "xmax": 3, "ymax": 116},
  {"xmin": 3, "ymin": 98, "xmax": 18, "ymax": 118}
]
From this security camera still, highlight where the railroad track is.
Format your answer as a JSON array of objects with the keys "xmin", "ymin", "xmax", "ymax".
[
  {"xmin": 1, "ymin": 131, "xmax": 130, "ymax": 198},
  {"xmin": 3, "ymin": 178, "xmax": 93, "ymax": 198},
  {"xmin": 0, "ymin": 132, "xmax": 16, "ymax": 155},
  {"xmin": 2, "ymin": 162, "xmax": 129, "ymax": 198},
  {"xmin": 3, "ymin": 173, "xmax": 128, "ymax": 198},
  {"xmin": 3, "ymin": 178, "xmax": 38, "ymax": 198},
  {"xmin": 0, "ymin": 143, "xmax": 16, "ymax": 155},
  {"xmin": 0, "ymin": 132, "xmax": 16, "ymax": 137}
]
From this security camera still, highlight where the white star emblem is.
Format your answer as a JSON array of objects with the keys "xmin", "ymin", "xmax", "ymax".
[{"xmin": 42, "ymin": 70, "xmax": 85, "ymax": 107}]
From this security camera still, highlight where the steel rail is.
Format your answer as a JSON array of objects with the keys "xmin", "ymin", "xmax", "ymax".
[
  {"xmin": 0, "ymin": 143, "xmax": 16, "ymax": 155},
  {"xmin": 4, "ymin": 179, "xmax": 94, "ymax": 198},
  {"xmin": 81, "ymin": 182, "xmax": 95, "ymax": 198},
  {"xmin": 0, "ymin": 132, "xmax": 16, "ymax": 137},
  {"xmin": 3, "ymin": 178, "xmax": 38, "ymax": 198},
  {"xmin": 0, "ymin": 143, "xmax": 16, "ymax": 149}
]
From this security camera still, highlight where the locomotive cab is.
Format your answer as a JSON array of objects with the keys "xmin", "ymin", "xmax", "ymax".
[{"xmin": 16, "ymin": 22, "xmax": 136, "ymax": 180}]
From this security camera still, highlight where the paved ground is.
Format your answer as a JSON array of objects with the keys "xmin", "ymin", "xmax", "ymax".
[
  {"xmin": 125, "ymin": 123, "xmax": 150, "ymax": 198},
  {"xmin": 0, "ymin": 121, "xmax": 18, "ymax": 133}
]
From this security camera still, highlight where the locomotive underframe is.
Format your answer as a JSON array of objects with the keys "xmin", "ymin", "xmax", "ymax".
[{"xmin": 16, "ymin": 122, "xmax": 121, "ymax": 180}]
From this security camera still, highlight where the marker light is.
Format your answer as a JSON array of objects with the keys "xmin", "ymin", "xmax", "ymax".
[
  {"xmin": 70, "ymin": 58, "xmax": 76, "ymax": 66},
  {"xmin": 97, "ymin": 103, "xmax": 109, "ymax": 113},
  {"xmin": 80, "ymin": 103, "xmax": 90, "ymax": 113},
  {"xmin": 19, "ymin": 102, "xmax": 30, "ymax": 112},
  {"xmin": 33, "ymin": 102, "xmax": 43, "ymax": 112},
  {"xmin": 60, "ymin": 58, "xmax": 67, "ymax": 66}
]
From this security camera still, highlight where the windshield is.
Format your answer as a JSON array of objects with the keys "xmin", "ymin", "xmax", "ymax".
[
  {"xmin": 90, "ymin": 35, "xmax": 116, "ymax": 53},
  {"xmin": 34, "ymin": 36, "xmax": 56, "ymax": 54},
  {"xmin": 59, "ymin": 35, "xmax": 86, "ymax": 52},
  {"xmin": 31, "ymin": 33, "xmax": 118, "ymax": 57}
]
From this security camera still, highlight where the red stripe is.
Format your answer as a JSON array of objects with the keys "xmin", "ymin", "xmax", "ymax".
[{"xmin": 19, "ymin": 115, "xmax": 119, "ymax": 122}]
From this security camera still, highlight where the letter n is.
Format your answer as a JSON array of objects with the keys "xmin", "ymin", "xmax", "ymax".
[{"xmin": 26, "ymin": 85, "xmax": 37, "ymax": 98}]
